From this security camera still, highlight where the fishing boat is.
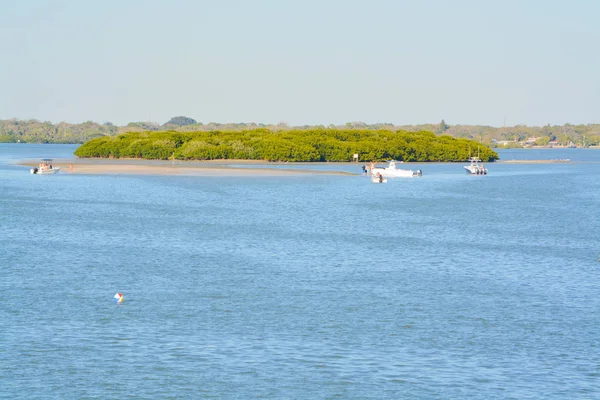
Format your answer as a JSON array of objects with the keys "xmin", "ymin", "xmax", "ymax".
[
  {"xmin": 370, "ymin": 161, "xmax": 422, "ymax": 178},
  {"xmin": 464, "ymin": 157, "xmax": 488, "ymax": 175},
  {"xmin": 30, "ymin": 159, "xmax": 60, "ymax": 174}
]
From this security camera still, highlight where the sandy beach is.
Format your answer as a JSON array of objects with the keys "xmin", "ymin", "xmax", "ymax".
[{"xmin": 20, "ymin": 159, "xmax": 356, "ymax": 177}]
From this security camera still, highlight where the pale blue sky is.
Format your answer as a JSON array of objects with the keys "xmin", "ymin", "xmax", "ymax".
[{"xmin": 1, "ymin": 0, "xmax": 598, "ymax": 126}]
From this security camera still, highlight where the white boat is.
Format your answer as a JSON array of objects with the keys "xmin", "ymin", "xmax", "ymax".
[
  {"xmin": 370, "ymin": 161, "xmax": 422, "ymax": 178},
  {"xmin": 464, "ymin": 157, "xmax": 488, "ymax": 175},
  {"xmin": 30, "ymin": 159, "xmax": 60, "ymax": 174}
]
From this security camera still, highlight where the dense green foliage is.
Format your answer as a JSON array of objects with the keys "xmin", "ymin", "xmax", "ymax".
[{"xmin": 74, "ymin": 129, "xmax": 499, "ymax": 162}]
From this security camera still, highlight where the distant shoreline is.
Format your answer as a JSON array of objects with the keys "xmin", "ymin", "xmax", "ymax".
[{"xmin": 496, "ymin": 146, "xmax": 600, "ymax": 150}]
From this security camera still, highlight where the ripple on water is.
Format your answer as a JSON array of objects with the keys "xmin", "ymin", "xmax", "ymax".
[{"xmin": 1, "ymin": 146, "xmax": 600, "ymax": 398}]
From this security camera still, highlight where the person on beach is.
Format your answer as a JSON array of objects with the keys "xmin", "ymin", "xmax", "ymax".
[{"xmin": 69, "ymin": 164, "xmax": 73, "ymax": 173}]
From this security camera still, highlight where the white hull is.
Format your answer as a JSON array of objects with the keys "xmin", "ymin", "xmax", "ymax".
[
  {"xmin": 464, "ymin": 166, "xmax": 487, "ymax": 175},
  {"xmin": 371, "ymin": 167, "xmax": 415, "ymax": 178},
  {"xmin": 371, "ymin": 161, "xmax": 422, "ymax": 178},
  {"xmin": 31, "ymin": 167, "xmax": 60, "ymax": 174}
]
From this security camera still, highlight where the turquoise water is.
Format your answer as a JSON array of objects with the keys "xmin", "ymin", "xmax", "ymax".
[{"xmin": 1, "ymin": 144, "xmax": 599, "ymax": 399}]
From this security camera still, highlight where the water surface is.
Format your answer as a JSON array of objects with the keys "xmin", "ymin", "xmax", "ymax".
[{"xmin": 1, "ymin": 144, "xmax": 599, "ymax": 399}]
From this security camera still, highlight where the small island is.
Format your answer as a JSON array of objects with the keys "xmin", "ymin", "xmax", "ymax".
[{"xmin": 74, "ymin": 129, "xmax": 499, "ymax": 163}]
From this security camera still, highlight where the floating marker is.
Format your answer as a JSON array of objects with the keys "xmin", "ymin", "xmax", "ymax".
[{"xmin": 114, "ymin": 293, "xmax": 124, "ymax": 304}]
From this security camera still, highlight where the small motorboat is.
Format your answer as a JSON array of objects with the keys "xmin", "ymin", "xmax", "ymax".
[
  {"xmin": 370, "ymin": 161, "xmax": 422, "ymax": 178},
  {"xmin": 464, "ymin": 157, "xmax": 488, "ymax": 175},
  {"xmin": 31, "ymin": 159, "xmax": 60, "ymax": 174}
]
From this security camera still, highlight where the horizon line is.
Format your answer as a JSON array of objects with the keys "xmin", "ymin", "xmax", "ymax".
[{"xmin": 2, "ymin": 117, "xmax": 599, "ymax": 130}]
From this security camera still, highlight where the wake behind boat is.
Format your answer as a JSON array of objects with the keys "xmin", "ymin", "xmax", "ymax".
[
  {"xmin": 30, "ymin": 159, "xmax": 60, "ymax": 174},
  {"xmin": 370, "ymin": 161, "xmax": 422, "ymax": 178}
]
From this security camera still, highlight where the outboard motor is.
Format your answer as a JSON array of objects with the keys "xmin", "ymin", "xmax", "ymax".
[{"xmin": 32, "ymin": 167, "xmax": 38, "ymax": 174}]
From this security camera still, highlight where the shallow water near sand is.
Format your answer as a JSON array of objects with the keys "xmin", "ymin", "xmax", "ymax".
[{"xmin": 1, "ymin": 144, "xmax": 599, "ymax": 399}]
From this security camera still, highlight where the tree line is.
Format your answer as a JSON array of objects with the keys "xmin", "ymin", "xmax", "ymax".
[
  {"xmin": 73, "ymin": 129, "xmax": 499, "ymax": 162},
  {"xmin": 3, "ymin": 117, "xmax": 598, "ymax": 147},
  {"xmin": 0, "ymin": 119, "xmax": 118, "ymax": 143}
]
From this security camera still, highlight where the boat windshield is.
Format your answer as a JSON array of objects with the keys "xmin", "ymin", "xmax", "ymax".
[{"xmin": 39, "ymin": 159, "xmax": 53, "ymax": 168}]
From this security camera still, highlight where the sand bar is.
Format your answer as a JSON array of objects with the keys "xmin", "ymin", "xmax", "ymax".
[
  {"xmin": 19, "ymin": 159, "xmax": 356, "ymax": 177},
  {"xmin": 500, "ymin": 159, "xmax": 571, "ymax": 164}
]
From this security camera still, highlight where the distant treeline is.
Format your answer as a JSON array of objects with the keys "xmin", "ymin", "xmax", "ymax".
[
  {"xmin": 0, "ymin": 120, "xmax": 118, "ymax": 143},
  {"xmin": 2, "ymin": 117, "xmax": 599, "ymax": 147},
  {"xmin": 74, "ymin": 129, "xmax": 499, "ymax": 162}
]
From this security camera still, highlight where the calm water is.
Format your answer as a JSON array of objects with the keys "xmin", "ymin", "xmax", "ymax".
[{"xmin": 1, "ymin": 144, "xmax": 599, "ymax": 399}]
